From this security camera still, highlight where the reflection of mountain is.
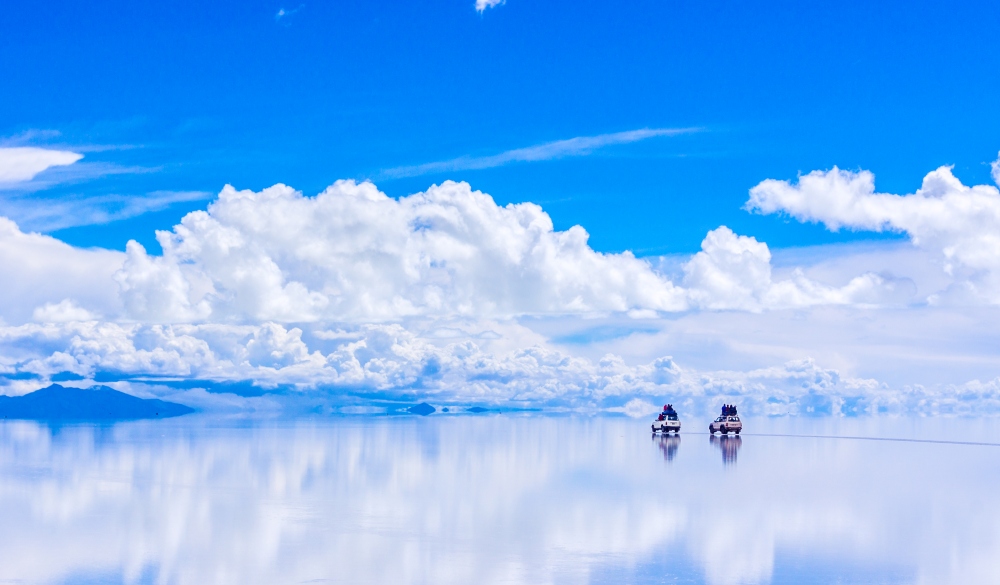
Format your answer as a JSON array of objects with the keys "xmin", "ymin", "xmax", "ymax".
[
  {"xmin": 0, "ymin": 384, "xmax": 193, "ymax": 420},
  {"xmin": 656, "ymin": 432, "xmax": 681, "ymax": 462},
  {"xmin": 710, "ymin": 434, "xmax": 741, "ymax": 465}
]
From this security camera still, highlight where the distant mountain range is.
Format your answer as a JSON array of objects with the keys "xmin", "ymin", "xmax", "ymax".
[{"xmin": 0, "ymin": 384, "xmax": 194, "ymax": 420}]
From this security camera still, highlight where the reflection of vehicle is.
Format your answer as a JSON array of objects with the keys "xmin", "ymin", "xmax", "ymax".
[
  {"xmin": 655, "ymin": 432, "xmax": 681, "ymax": 462},
  {"xmin": 709, "ymin": 415, "xmax": 742, "ymax": 434},
  {"xmin": 710, "ymin": 434, "xmax": 742, "ymax": 464},
  {"xmin": 651, "ymin": 404, "xmax": 681, "ymax": 434}
]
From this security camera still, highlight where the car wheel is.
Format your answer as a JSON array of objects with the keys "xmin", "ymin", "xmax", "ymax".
[
  {"xmin": 720, "ymin": 426, "xmax": 727, "ymax": 434},
  {"xmin": 735, "ymin": 429, "xmax": 741, "ymax": 435}
]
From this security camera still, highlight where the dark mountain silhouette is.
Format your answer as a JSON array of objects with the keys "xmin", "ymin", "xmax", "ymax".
[
  {"xmin": 0, "ymin": 384, "xmax": 194, "ymax": 420},
  {"xmin": 407, "ymin": 402, "xmax": 436, "ymax": 415}
]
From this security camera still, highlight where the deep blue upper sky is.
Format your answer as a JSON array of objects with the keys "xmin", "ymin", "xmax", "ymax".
[{"xmin": 2, "ymin": 0, "xmax": 998, "ymax": 254}]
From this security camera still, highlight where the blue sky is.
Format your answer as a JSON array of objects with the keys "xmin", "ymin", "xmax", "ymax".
[
  {"xmin": 2, "ymin": 0, "xmax": 1000, "ymax": 413},
  {"xmin": 4, "ymin": 0, "xmax": 999, "ymax": 254}
]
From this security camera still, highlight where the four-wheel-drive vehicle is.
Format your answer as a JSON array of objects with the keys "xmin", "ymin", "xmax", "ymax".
[
  {"xmin": 652, "ymin": 405, "xmax": 681, "ymax": 434},
  {"xmin": 709, "ymin": 415, "xmax": 742, "ymax": 435}
]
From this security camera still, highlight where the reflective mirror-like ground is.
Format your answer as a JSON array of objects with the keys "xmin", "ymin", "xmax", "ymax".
[{"xmin": 1, "ymin": 415, "xmax": 997, "ymax": 585}]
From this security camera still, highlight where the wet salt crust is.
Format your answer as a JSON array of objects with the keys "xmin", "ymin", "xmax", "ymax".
[{"xmin": 0, "ymin": 415, "xmax": 996, "ymax": 585}]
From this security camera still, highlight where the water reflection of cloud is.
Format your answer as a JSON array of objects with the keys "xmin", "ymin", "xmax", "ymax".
[{"xmin": 0, "ymin": 417, "xmax": 996, "ymax": 585}]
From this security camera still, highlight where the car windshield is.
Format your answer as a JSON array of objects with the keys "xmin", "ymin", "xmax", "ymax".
[
  {"xmin": 729, "ymin": 416, "xmax": 739, "ymax": 421},
  {"xmin": 667, "ymin": 414, "xmax": 678, "ymax": 420},
  {"xmin": 715, "ymin": 416, "xmax": 724, "ymax": 422}
]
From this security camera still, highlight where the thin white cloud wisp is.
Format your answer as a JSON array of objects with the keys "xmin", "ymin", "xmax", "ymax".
[
  {"xmin": 0, "ymin": 147, "xmax": 83, "ymax": 184},
  {"xmin": 380, "ymin": 127, "xmax": 699, "ymax": 179},
  {"xmin": 476, "ymin": 0, "xmax": 505, "ymax": 12},
  {"xmin": 275, "ymin": 4, "xmax": 304, "ymax": 23},
  {"xmin": 2, "ymin": 190, "xmax": 212, "ymax": 232}
]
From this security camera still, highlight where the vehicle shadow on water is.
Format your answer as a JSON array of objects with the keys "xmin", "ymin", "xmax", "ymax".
[{"xmin": 710, "ymin": 434, "xmax": 742, "ymax": 465}]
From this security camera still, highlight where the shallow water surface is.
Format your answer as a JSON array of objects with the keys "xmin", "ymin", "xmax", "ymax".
[{"xmin": 0, "ymin": 415, "xmax": 997, "ymax": 585}]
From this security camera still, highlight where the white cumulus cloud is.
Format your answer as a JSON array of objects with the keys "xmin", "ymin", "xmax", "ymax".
[
  {"xmin": 0, "ymin": 217, "xmax": 123, "ymax": 325},
  {"xmin": 32, "ymin": 299, "xmax": 99, "ymax": 323},
  {"xmin": 683, "ymin": 226, "xmax": 913, "ymax": 311},
  {"xmin": 0, "ymin": 147, "xmax": 83, "ymax": 184},
  {"xmin": 115, "ymin": 180, "xmax": 688, "ymax": 323},
  {"xmin": 746, "ymin": 157, "xmax": 1000, "ymax": 303}
]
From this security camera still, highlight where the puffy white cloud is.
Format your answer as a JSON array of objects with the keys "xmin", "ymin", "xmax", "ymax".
[
  {"xmin": 116, "ymin": 240, "xmax": 213, "ymax": 323},
  {"xmin": 32, "ymin": 299, "xmax": 99, "ymax": 323},
  {"xmin": 746, "ymin": 158, "xmax": 1000, "ymax": 303},
  {"xmin": 0, "ymin": 217, "xmax": 123, "ymax": 325},
  {"xmin": 116, "ymin": 181, "xmax": 687, "ymax": 323},
  {"xmin": 0, "ymin": 147, "xmax": 82, "ymax": 183},
  {"xmin": 684, "ymin": 227, "xmax": 772, "ymax": 310},
  {"xmin": 616, "ymin": 397, "xmax": 661, "ymax": 417},
  {"xmin": 683, "ymin": 226, "xmax": 914, "ymax": 311}
]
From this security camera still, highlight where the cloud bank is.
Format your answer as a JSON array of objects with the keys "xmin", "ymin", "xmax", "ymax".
[
  {"xmin": 110, "ymin": 180, "xmax": 904, "ymax": 325},
  {"xmin": 116, "ymin": 180, "xmax": 688, "ymax": 323},
  {"xmin": 4, "ymin": 319, "xmax": 996, "ymax": 415},
  {"xmin": 0, "ymin": 154, "xmax": 998, "ymax": 413}
]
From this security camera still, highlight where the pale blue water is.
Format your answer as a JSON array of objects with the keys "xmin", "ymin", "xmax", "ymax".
[{"xmin": 0, "ymin": 415, "xmax": 997, "ymax": 585}]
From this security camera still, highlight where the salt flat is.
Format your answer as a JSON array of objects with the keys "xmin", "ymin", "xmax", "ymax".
[{"xmin": 0, "ymin": 414, "xmax": 995, "ymax": 585}]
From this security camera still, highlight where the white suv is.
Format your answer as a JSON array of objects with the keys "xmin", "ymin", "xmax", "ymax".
[
  {"xmin": 709, "ymin": 415, "xmax": 742, "ymax": 435},
  {"xmin": 651, "ymin": 407, "xmax": 681, "ymax": 434}
]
